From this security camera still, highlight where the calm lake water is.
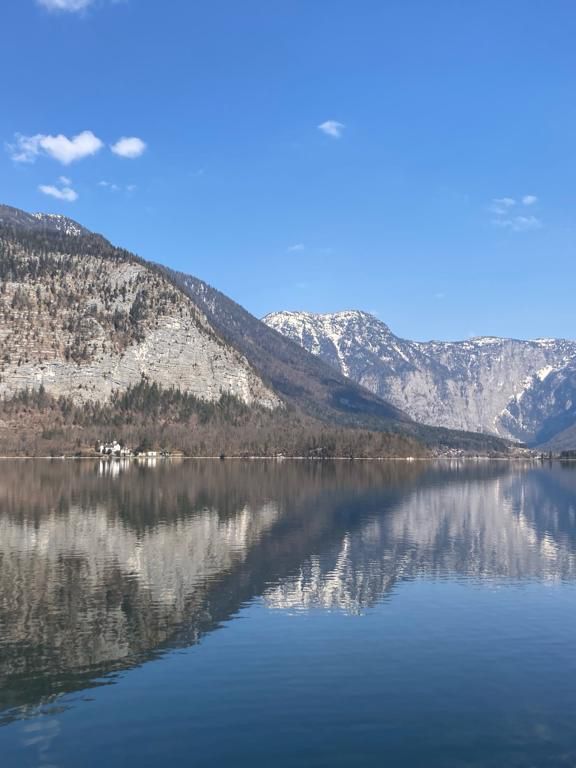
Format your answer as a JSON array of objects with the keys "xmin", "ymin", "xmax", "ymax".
[{"xmin": 1, "ymin": 459, "xmax": 576, "ymax": 767}]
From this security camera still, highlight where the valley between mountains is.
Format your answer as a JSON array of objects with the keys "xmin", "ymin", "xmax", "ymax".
[{"xmin": 0, "ymin": 203, "xmax": 572, "ymax": 456}]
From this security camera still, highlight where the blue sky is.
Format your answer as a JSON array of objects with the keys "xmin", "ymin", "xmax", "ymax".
[{"xmin": 1, "ymin": 0, "xmax": 574, "ymax": 341}]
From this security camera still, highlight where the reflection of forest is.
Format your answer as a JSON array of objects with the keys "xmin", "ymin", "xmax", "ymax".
[{"xmin": 1, "ymin": 459, "xmax": 575, "ymax": 721}]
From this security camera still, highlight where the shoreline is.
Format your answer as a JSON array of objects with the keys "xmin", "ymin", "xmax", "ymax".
[{"xmin": 0, "ymin": 454, "xmax": 560, "ymax": 462}]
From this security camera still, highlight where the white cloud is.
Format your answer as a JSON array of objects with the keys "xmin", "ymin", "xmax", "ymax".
[
  {"xmin": 7, "ymin": 135, "xmax": 43, "ymax": 163},
  {"xmin": 318, "ymin": 120, "xmax": 345, "ymax": 139},
  {"xmin": 490, "ymin": 194, "xmax": 539, "ymax": 215},
  {"xmin": 489, "ymin": 193, "xmax": 542, "ymax": 232},
  {"xmin": 494, "ymin": 215, "xmax": 543, "ymax": 232},
  {"xmin": 490, "ymin": 197, "xmax": 516, "ymax": 215},
  {"xmin": 8, "ymin": 130, "xmax": 103, "ymax": 165},
  {"xmin": 42, "ymin": 131, "xmax": 103, "ymax": 164},
  {"xmin": 39, "ymin": 181, "xmax": 78, "ymax": 202},
  {"xmin": 494, "ymin": 196, "xmax": 516, "ymax": 207},
  {"xmin": 59, "ymin": 175, "xmax": 72, "ymax": 185},
  {"xmin": 37, "ymin": 0, "xmax": 94, "ymax": 10},
  {"xmin": 110, "ymin": 136, "xmax": 147, "ymax": 158},
  {"xmin": 99, "ymin": 180, "xmax": 137, "ymax": 193},
  {"xmin": 286, "ymin": 243, "xmax": 305, "ymax": 253},
  {"xmin": 99, "ymin": 180, "xmax": 120, "ymax": 191}
]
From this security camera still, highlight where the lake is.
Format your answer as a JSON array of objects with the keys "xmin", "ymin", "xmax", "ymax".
[{"xmin": 1, "ymin": 459, "xmax": 576, "ymax": 767}]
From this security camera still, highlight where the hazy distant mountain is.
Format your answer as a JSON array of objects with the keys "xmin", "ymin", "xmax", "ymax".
[{"xmin": 264, "ymin": 310, "xmax": 576, "ymax": 447}]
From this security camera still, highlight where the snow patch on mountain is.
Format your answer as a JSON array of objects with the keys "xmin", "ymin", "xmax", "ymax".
[
  {"xmin": 32, "ymin": 213, "xmax": 86, "ymax": 237},
  {"xmin": 264, "ymin": 310, "xmax": 576, "ymax": 444}
]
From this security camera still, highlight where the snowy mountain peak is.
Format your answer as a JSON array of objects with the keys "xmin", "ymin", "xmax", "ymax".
[
  {"xmin": 264, "ymin": 310, "xmax": 396, "ymax": 379},
  {"xmin": 31, "ymin": 213, "xmax": 88, "ymax": 237},
  {"xmin": 0, "ymin": 205, "xmax": 89, "ymax": 237},
  {"xmin": 264, "ymin": 310, "xmax": 394, "ymax": 345},
  {"xmin": 264, "ymin": 309, "xmax": 576, "ymax": 445}
]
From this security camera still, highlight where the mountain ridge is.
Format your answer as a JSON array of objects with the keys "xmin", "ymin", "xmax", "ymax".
[
  {"xmin": 0, "ymin": 204, "xmax": 90, "ymax": 237},
  {"xmin": 0, "ymin": 204, "xmax": 279, "ymax": 409},
  {"xmin": 164, "ymin": 272, "xmax": 409, "ymax": 428},
  {"xmin": 264, "ymin": 309, "xmax": 576, "ymax": 447},
  {"xmin": 0, "ymin": 203, "xmax": 513, "ymax": 455}
]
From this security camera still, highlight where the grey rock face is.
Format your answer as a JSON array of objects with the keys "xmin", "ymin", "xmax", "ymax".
[
  {"xmin": 163, "ymin": 271, "xmax": 412, "ymax": 430},
  {"xmin": 264, "ymin": 310, "xmax": 576, "ymax": 444},
  {"xmin": 0, "ymin": 225, "xmax": 280, "ymax": 409}
]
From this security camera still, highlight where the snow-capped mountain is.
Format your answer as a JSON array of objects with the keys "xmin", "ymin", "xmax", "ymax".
[
  {"xmin": 0, "ymin": 205, "xmax": 89, "ymax": 236},
  {"xmin": 31, "ymin": 212, "xmax": 88, "ymax": 237},
  {"xmin": 263, "ymin": 310, "xmax": 576, "ymax": 445}
]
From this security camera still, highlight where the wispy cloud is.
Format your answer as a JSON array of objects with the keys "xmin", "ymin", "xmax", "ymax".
[
  {"xmin": 489, "ymin": 194, "xmax": 542, "ymax": 232},
  {"xmin": 98, "ymin": 180, "xmax": 120, "ymax": 192},
  {"xmin": 39, "ymin": 178, "xmax": 78, "ymax": 202},
  {"xmin": 494, "ymin": 215, "xmax": 542, "ymax": 232},
  {"xmin": 110, "ymin": 136, "xmax": 147, "ymax": 158},
  {"xmin": 489, "ymin": 197, "xmax": 516, "ymax": 215},
  {"xmin": 318, "ymin": 120, "xmax": 345, "ymax": 139},
  {"xmin": 8, "ymin": 130, "xmax": 103, "ymax": 165},
  {"xmin": 37, "ymin": 0, "xmax": 94, "ymax": 10},
  {"xmin": 286, "ymin": 243, "xmax": 305, "ymax": 253},
  {"xmin": 99, "ymin": 180, "xmax": 137, "ymax": 193}
]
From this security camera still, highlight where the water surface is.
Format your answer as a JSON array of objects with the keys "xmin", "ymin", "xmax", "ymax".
[{"xmin": 1, "ymin": 459, "xmax": 576, "ymax": 767}]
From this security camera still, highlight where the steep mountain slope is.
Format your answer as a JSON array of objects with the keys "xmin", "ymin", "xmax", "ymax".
[
  {"xmin": 0, "ymin": 204, "xmax": 511, "ymax": 454},
  {"xmin": 165, "ymin": 272, "xmax": 511, "ymax": 453},
  {"xmin": 165, "ymin": 271, "xmax": 409, "ymax": 429},
  {"xmin": 0, "ymin": 205, "xmax": 278, "ymax": 408},
  {"xmin": 264, "ymin": 310, "xmax": 576, "ymax": 445}
]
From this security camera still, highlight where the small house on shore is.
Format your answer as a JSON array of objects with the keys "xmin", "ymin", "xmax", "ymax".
[{"xmin": 96, "ymin": 440, "xmax": 132, "ymax": 457}]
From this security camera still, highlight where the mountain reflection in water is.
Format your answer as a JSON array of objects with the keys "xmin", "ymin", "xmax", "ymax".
[{"xmin": 0, "ymin": 459, "xmax": 575, "ymax": 726}]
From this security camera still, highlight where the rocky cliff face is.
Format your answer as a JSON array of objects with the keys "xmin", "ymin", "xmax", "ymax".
[
  {"xmin": 0, "ymin": 206, "xmax": 279, "ymax": 408},
  {"xmin": 164, "ymin": 270, "xmax": 412, "ymax": 430},
  {"xmin": 264, "ymin": 310, "xmax": 576, "ymax": 445}
]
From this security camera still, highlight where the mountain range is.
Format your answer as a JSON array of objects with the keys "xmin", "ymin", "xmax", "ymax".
[
  {"xmin": 1, "ymin": 202, "xmax": 570, "ymax": 453},
  {"xmin": 264, "ymin": 310, "xmax": 576, "ymax": 448},
  {"xmin": 2, "ymin": 203, "xmax": 502, "ymax": 457}
]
